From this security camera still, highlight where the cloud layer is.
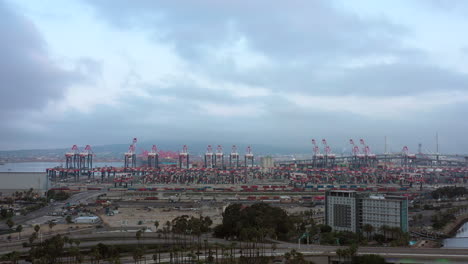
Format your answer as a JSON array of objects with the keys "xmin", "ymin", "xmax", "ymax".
[{"xmin": 1, "ymin": 0, "xmax": 468, "ymax": 153}]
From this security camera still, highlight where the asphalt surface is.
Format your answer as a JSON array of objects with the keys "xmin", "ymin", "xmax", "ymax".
[
  {"xmin": 0, "ymin": 191, "xmax": 104, "ymax": 229},
  {"xmin": 2, "ymin": 232, "xmax": 468, "ymax": 260}
]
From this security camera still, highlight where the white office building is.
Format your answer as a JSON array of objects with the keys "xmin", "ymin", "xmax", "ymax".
[{"xmin": 325, "ymin": 190, "xmax": 408, "ymax": 233}]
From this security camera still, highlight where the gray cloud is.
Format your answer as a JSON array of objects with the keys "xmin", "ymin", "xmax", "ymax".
[
  {"xmin": 84, "ymin": 0, "xmax": 468, "ymax": 98},
  {"xmin": 85, "ymin": 0, "xmax": 407, "ymax": 60},
  {"xmin": 0, "ymin": 1, "xmax": 79, "ymax": 111},
  {"xmin": 1, "ymin": 0, "xmax": 467, "ymax": 154}
]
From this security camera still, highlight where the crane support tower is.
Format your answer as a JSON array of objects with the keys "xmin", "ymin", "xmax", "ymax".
[
  {"xmin": 349, "ymin": 139, "xmax": 362, "ymax": 169},
  {"xmin": 244, "ymin": 146, "xmax": 254, "ymax": 167},
  {"xmin": 65, "ymin": 145, "xmax": 80, "ymax": 169},
  {"xmin": 80, "ymin": 145, "xmax": 93, "ymax": 169},
  {"xmin": 401, "ymin": 146, "xmax": 417, "ymax": 170},
  {"xmin": 312, "ymin": 139, "xmax": 324, "ymax": 168},
  {"xmin": 148, "ymin": 145, "xmax": 159, "ymax": 168},
  {"xmin": 124, "ymin": 138, "xmax": 137, "ymax": 168},
  {"xmin": 79, "ymin": 145, "xmax": 93, "ymax": 178},
  {"xmin": 359, "ymin": 139, "xmax": 377, "ymax": 167},
  {"xmin": 229, "ymin": 145, "xmax": 240, "ymax": 167},
  {"xmin": 322, "ymin": 139, "xmax": 336, "ymax": 168},
  {"xmin": 179, "ymin": 145, "xmax": 189, "ymax": 169},
  {"xmin": 214, "ymin": 145, "xmax": 224, "ymax": 168},
  {"xmin": 204, "ymin": 145, "xmax": 214, "ymax": 168}
]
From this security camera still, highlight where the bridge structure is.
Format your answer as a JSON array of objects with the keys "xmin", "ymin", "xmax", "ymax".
[{"xmin": 275, "ymin": 153, "xmax": 468, "ymax": 169}]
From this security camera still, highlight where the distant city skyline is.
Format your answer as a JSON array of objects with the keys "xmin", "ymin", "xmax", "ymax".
[{"xmin": 1, "ymin": 0, "xmax": 468, "ymax": 152}]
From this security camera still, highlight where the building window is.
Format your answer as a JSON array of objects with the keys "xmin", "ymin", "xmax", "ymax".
[{"xmin": 333, "ymin": 204, "xmax": 351, "ymax": 228}]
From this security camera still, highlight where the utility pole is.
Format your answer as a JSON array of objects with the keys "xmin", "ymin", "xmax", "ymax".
[
  {"xmin": 384, "ymin": 136, "xmax": 387, "ymax": 154},
  {"xmin": 436, "ymin": 132, "xmax": 439, "ymax": 154}
]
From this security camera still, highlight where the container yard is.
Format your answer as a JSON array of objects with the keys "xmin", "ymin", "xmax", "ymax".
[{"xmin": 38, "ymin": 137, "xmax": 467, "ymax": 229}]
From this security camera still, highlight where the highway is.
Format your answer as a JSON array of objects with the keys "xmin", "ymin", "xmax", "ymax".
[
  {"xmin": 2, "ymin": 232, "xmax": 468, "ymax": 261},
  {"xmin": 0, "ymin": 191, "xmax": 103, "ymax": 230}
]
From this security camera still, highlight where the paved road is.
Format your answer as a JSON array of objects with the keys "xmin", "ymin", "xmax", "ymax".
[
  {"xmin": 2, "ymin": 233, "xmax": 468, "ymax": 260},
  {"xmin": 0, "ymin": 191, "xmax": 104, "ymax": 229}
]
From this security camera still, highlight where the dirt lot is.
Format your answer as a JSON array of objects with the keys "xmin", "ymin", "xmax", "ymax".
[
  {"xmin": 99, "ymin": 205, "xmax": 224, "ymax": 230},
  {"xmin": 99, "ymin": 201, "xmax": 324, "ymax": 230}
]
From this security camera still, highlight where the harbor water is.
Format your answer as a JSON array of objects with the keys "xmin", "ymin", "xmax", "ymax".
[
  {"xmin": 0, "ymin": 161, "xmax": 124, "ymax": 172},
  {"xmin": 443, "ymin": 221, "xmax": 468, "ymax": 248}
]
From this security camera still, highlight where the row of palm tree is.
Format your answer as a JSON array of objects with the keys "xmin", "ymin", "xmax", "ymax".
[
  {"xmin": 362, "ymin": 224, "xmax": 405, "ymax": 241},
  {"xmin": 335, "ymin": 244, "xmax": 358, "ymax": 264}
]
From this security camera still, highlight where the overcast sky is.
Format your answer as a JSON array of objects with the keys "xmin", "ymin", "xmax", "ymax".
[{"xmin": 1, "ymin": 0, "xmax": 468, "ymax": 154}]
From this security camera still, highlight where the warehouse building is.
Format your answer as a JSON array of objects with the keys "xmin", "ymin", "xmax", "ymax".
[{"xmin": 74, "ymin": 216, "xmax": 100, "ymax": 224}]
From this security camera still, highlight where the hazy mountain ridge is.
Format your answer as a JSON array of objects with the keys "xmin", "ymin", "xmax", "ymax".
[{"xmin": 0, "ymin": 141, "xmax": 310, "ymax": 161}]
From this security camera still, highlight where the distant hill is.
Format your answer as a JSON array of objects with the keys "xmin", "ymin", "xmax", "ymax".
[{"xmin": 0, "ymin": 140, "xmax": 311, "ymax": 161}]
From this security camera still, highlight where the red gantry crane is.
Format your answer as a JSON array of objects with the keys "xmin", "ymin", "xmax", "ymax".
[
  {"xmin": 245, "ymin": 146, "xmax": 254, "ymax": 167},
  {"xmin": 148, "ymin": 144, "xmax": 159, "ymax": 168},
  {"xmin": 79, "ymin": 145, "xmax": 94, "ymax": 169},
  {"xmin": 322, "ymin": 139, "xmax": 336, "ymax": 167},
  {"xmin": 215, "ymin": 145, "xmax": 224, "ymax": 168},
  {"xmin": 312, "ymin": 139, "xmax": 324, "ymax": 167},
  {"xmin": 204, "ymin": 145, "xmax": 214, "ymax": 168},
  {"xmin": 230, "ymin": 145, "xmax": 240, "ymax": 167},
  {"xmin": 65, "ymin": 145, "xmax": 80, "ymax": 169},
  {"xmin": 179, "ymin": 145, "xmax": 189, "ymax": 169},
  {"xmin": 124, "ymin": 138, "xmax": 137, "ymax": 168}
]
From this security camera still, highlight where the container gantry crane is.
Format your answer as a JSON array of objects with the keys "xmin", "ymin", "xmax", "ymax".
[
  {"xmin": 124, "ymin": 138, "xmax": 137, "ymax": 168},
  {"xmin": 322, "ymin": 139, "xmax": 336, "ymax": 167},
  {"xmin": 312, "ymin": 139, "xmax": 324, "ymax": 167},
  {"xmin": 79, "ymin": 145, "xmax": 93, "ymax": 169},
  {"xmin": 204, "ymin": 145, "xmax": 214, "ymax": 168},
  {"xmin": 230, "ymin": 145, "xmax": 240, "ymax": 168},
  {"xmin": 148, "ymin": 145, "xmax": 159, "ymax": 168},
  {"xmin": 401, "ymin": 146, "xmax": 417, "ymax": 169},
  {"xmin": 349, "ymin": 139, "xmax": 362, "ymax": 169},
  {"xmin": 65, "ymin": 145, "xmax": 79, "ymax": 169},
  {"xmin": 178, "ymin": 145, "xmax": 189, "ymax": 169},
  {"xmin": 214, "ymin": 145, "xmax": 224, "ymax": 168},
  {"xmin": 245, "ymin": 146, "xmax": 254, "ymax": 167},
  {"xmin": 358, "ymin": 139, "xmax": 377, "ymax": 167}
]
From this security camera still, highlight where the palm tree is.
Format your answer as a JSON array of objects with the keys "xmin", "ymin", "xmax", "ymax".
[
  {"xmin": 271, "ymin": 243, "xmax": 277, "ymax": 257},
  {"xmin": 230, "ymin": 242, "xmax": 237, "ymax": 262},
  {"xmin": 187, "ymin": 252, "xmax": 197, "ymax": 263},
  {"xmin": 6, "ymin": 218, "xmax": 14, "ymax": 229},
  {"xmin": 153, "ymin": 245, "xmax": 161, "ymax": 264},
  {"xmin": 111, "ymin": 256, "xmax": 121, "ymax": 264},
  {"xmin": 48, "ymin": 221, "xmax": 56, "ymax": 234},
  {"xmin": 29, "ymin": 231, "xmax": 38, "ymax": 245},
  {"xmin": 6, "ymin": 251, "xmax": 20, "ymax": 264},
  {"xmin": 69, "ymin": 246, "xmax": 80, "ymax": 264},
  {"xmin": 335, "ymin": 248, "xmax": 345, "ymax": 264},
  {"xmin": 136, "ymin": 230, "xmax": 143, "ymax": 246},
  {"xmin": 392, "ymin": 227, "xmax": 403, "ymax": 240},
  {"xmin": 154, "ymin": 220, "xmax": 159, "ymax": 232},
  {"xmin": 15, "ymin": 225, "xmax": 23, "ymax": 239},
  {"xmin": 347, "ymin": 244, "xmax": 358, "ymax": 262},
  {"xmin": 34, "ymin": 225, "xmax": 42, "ymax": 242},
  {"xmin": 91, "ymin": 247, "xmax": 102, "ymax": 264},
  {"xmin": 379, "ymin": 225, "xmax": 390, "ymax": 241},
  {"xmin": 166, "ymin": 220, "xmax": 171, "ymax": 232},
  {"xmin": 362, "ymin": 224, "xmax": 374, "ymax": 240}
]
